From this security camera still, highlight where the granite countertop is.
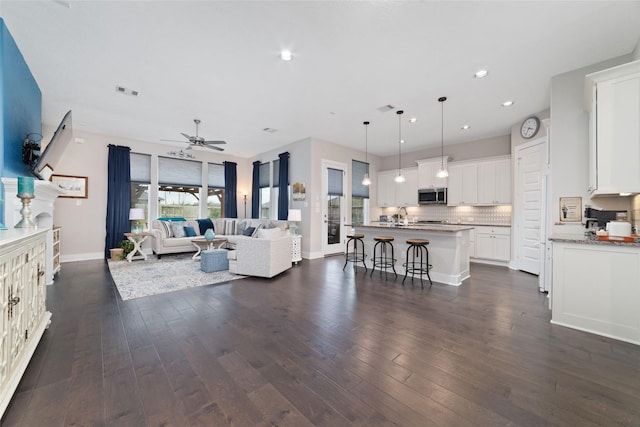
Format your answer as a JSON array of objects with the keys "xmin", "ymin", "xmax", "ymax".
[
  {"xmin": 354, "ymin": 224, "xmax": 474, "ymax": 232},
  {"xmin": 549, "ymin": 233, "xmax": 640, "ymax": 247}
]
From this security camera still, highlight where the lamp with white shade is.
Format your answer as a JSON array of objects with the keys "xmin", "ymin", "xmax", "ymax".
[
  {"xmin": 129, "ymin": 208, "xmax": 146, "ymax": 233},
  {"xmin": 287, "ymin": 209, "xmax": 302, "ymax": 235}
]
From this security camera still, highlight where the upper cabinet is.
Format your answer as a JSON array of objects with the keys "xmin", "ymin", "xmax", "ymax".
[
  {"xmin": 377, "ymin": 167, "xmax": 418, "ymax": 207},
  {"xmin": 447, "ymin": 156, "xmax": 511, "ymax": 206},
  {"xmin": 416, "ymin": 158, "xmax": 449, "ymax": 189},
  {"xmin": 585, "ymin": 60, "xmax": 640, "ymax": 195},
  {"xmin": 477, "ymin": 157, "xmax": 511, "ymax": 205}
]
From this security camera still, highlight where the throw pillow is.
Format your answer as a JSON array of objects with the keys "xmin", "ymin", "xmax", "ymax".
[
  {"xmin": 184, "ymin": 226, "xmax": 197, "ymax": 237},
  {"xmin": 171, "ymin": 221, "xmax": 187, "ymax": 238},
  {"xmin": 242, "ymin": 226, "xmax": 255, "ymax": 236},
  {"xmin": 159, "ymin": 221, "xmax": 173, "ymax": 238},
  {"xmin": 256, "ymin": 227, "xmax": 283, "ymax": 240},
  {"xmin": 236, "ymin": 219, "xmax": 249, "ymax": 235},
  {"xmin": 251, "ymin": 223, "xmax": 263, "ymax": 237},
  {"xmin": 223, "ymin": 219, "xmax": 237, "ymax": 235},
  {"xmin": 196, "ymin": 218, "xmax": 213, "ymax": 235}
]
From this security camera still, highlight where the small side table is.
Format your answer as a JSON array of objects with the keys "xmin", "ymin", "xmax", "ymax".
[
  {"xmin": 124, "ymin": 232, "xmax": 151, "ymax": 262},
  {"xmin": 291, "ymin": 235, "xmax": 302, "ymax": 265}
]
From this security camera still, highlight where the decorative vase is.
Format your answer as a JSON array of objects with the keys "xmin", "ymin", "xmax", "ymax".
[{"xmin": 204, "ymin": 228, "xmax": 215, "ymax": 241}]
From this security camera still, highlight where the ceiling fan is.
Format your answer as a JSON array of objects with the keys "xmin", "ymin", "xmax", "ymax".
[{"xmin": 161, "ymin": 119, "xmax": 226, "ymax": 151}]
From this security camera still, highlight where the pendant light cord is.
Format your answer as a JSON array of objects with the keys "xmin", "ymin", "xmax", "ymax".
[
  {"xmin": 397, "ymin": 110, "xmax": 403, "ymax": 173},
  {"xmin": 438, "ymin": 97, "xmax": 447, "ymax": 169}
]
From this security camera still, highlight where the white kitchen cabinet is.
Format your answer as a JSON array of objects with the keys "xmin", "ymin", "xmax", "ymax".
[
  {"xmin": 395, "ymin": 168, "xmax": 418, "ymax": 206},
  {"xmin": 477, "ymin": 156, "xmax": 511, "ymax": 205},
  {"xmin": 377, "ymin": 167, "xmax": 417, "ymax": 207},
  {"xmin": 416, "ymin": 158, "xmax": 448, "ymax": 189},
  {"xmin": 585, "ymin": 60, "xmax": 640, "ymax": 195},
  {"xmin": 1, "ymin": 229, "xmax": 51, "ymax": 417},
  {"xmin": 473, "ymin": 226, "xmax": 511, "ymax": 263},
  {"xmin": 551, "ymin": 240, "xmax": 640, "ymax": 345},
  {"xmin": 447, "ymin": 163, "xmax": 478, "ymax": 206}
]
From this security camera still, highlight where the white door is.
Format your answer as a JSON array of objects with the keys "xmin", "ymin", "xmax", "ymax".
[
  {"xmin": 514, "ymin": 138, "xmax": 548, "ymax": 275},
  {"xmin": 322, "ymin": 160, "xmax": 346, "ymax": 256}
]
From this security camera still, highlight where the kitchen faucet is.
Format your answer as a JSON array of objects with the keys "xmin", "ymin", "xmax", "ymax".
[{"xmin": 396, "ymin": 206, "xmax": 408, "ymax": 224}]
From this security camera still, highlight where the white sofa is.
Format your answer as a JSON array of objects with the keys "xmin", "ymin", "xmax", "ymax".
[
  {"xmin": 227, "ymin": 230, "xmax": 292, "ymax": 278},
  {"xmin": 149, "ymin": 218, "xmax": 290, "ymax": 259}
]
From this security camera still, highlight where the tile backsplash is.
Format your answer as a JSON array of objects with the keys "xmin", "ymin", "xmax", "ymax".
[{"xmin": 379, "ymin": 205, "xmax": 512, "ymax": 226}]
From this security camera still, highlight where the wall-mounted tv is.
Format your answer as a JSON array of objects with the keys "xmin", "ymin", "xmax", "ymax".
[{"xmin": 29, "ymin": 110, "xmax": 73, "ymax": 180}]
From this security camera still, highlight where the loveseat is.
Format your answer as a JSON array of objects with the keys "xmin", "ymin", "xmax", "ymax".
[{"xmin": 149, "ymin": 218, "xmax": 289, "ymax": 257}]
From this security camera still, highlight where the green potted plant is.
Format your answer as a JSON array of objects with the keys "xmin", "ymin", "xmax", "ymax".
[{"xmin": 119, "ymin": 239, "xmax": 135, "ymax": 260}]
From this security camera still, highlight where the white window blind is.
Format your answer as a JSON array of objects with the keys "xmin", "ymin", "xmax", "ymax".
[
  {"xmin": 158, "ymin": 156, "xmax": 202, "ymax": 186},
  {"xmin": 130, "ymin": 152, "xmax": 151, "ymax": 183},
  {"xmin": 208, "ymin": 163, "xmax": 225, "ymax": 188},
  {"xmin": 352, "ymin": 160, "xmax": 369, "ymax": 198},
  {"xmin": 259, "ymin": 163, "xmax": 270, "ymax": 188},
  {"xmin": 328, "ymin": 168, "xmax": 343, "ymax": 196}
]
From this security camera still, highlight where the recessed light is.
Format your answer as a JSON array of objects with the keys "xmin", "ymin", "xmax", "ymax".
[
  {"xmin": 502, "ymin": 100, "xmax": 514, "ymax": 107},
  {"xmin": 280, "ymin": 50, "xmax": 292, "ymax": 61},
  {"xmin": 461, "ymin": 125, "xmax": 470, "ymax": 130},
  {"xmin": 409, "ymin": 117, "xmax": 417, "ymax": 123},
  {"xmin": 474, "ymin": 69, "xmax": 488, "ymax": 78}
]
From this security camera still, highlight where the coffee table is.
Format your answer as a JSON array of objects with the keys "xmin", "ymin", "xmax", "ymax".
[{"xmin": 191, "ymin": 237, "xmax": 228, "ymax": 260}]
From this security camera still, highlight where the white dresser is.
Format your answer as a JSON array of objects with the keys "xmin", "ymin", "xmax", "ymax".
[{"xmin": 0, "ymin": 228, "xmax": 52, "ymax": 417}]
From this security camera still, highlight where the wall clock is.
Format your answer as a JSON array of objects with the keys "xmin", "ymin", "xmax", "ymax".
[{"xmin": 520, "ymin": 116, "xmax": 540, "ymax": 139}]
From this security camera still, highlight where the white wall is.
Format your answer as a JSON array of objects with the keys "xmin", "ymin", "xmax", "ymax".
[
  {"xmin": 549, "ymin": 54, "xmax": 633, "ymax": 235},
  {"xmin": 49, "ymin": 126, "xmax": 249, "ymax": 261},
  {"xmin": 381, "ymin": 134, "xmax": 511, "ymax": 171}
]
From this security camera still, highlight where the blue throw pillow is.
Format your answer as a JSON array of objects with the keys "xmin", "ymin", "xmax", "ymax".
[
  {"xmin": 184, "ymin": 226, "xmax": 197, "ymax": 237},
  {"xmin": 196, "ymin": 218, "xmax": 214, "ymax": 235},
  {"xmin": 243, "ymin": 226, "xmax": 255, "ymax": 236}
]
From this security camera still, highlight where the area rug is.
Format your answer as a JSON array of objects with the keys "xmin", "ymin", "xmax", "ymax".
[{"xmin": 108, "ymin": 254, "xmax": 245, "ymax": 300}]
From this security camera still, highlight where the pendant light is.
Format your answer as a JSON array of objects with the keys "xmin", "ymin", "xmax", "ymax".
[
  {"xmin": 436, "ymin": 97, "xmax": 449, "ymax": 178},
  {"xmin": 362, "ymin": 121, "xmax": 371, "ymax": 186},
  {"xmin": 394, "ymin": 110, "xmax": 405, "ymax": 183}
]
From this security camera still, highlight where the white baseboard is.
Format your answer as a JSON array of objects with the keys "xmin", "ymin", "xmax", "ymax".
[
  {"xmin": 304, "ymin": 251, "xmax": 324, "ymax": 259},
  {"xmin": 61, "ymin": 252, "xmax": 105, "ymax": 263}
]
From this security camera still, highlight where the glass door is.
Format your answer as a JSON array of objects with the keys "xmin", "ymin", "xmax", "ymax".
[{"xmin": 322, "ymin": 161, "xmax": 346, "ymax": 255}]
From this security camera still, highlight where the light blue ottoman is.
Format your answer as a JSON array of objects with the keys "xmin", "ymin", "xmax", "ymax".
[{"xmin": 201, "ymin": 249, "xmax": 229, "ymax": 272}]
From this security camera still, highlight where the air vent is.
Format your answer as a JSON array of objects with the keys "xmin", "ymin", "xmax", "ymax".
[
  {"xmin": 115, "ymin": 85, "xmax": 140, "ymax": 97},
  {"xmin": 377, "ymin": 104, "xmax": 395, "ymax": 112},
  {"xmin": 262, "ymin": 128, "xmax": 278, "ymax": 133}
]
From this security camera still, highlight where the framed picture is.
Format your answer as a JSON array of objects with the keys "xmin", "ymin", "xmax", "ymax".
[
  {"xmin": 51, "ymin": 174, "xmax": 88, "ymax": 198},
  {"xmin": 559, "ymin": 196, "xmax": 581, "ymax": 222},
  {"xmin": 293, "ymin": 182, "xmax": 306, "ymax": 201}
]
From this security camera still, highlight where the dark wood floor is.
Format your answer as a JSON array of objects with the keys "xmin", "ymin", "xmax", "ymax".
[{"xmin": 3, "ymin": 257, "xmax": 640, "ymax": 426}]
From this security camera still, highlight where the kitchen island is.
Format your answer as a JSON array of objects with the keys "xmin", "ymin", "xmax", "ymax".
[
  {"xmin": 550, "ymin": 234, "xmax": 640, "ymax": 345},
  {"xmin": 353, "ymin": 224, "xmax": 472, "ymax": 286}
]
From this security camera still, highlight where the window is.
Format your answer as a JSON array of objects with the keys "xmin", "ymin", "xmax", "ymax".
[
  {"xmin": 259, "ymin": 162, "xmax": 270, "ymax": 219},
  {"xmin": 207, "ymin": 163, "xmax": 225, "ymax": 218},
  {"xmin": 351, "ymin": 160, "xmax": 370, "ymax": 225},
  {"xmin": 130, "ymin": 153, "xmax": 151, "ymax": 225},
  {"xmin": 158, "ymin": 157, "xmax": 202, "ymax": 219}
]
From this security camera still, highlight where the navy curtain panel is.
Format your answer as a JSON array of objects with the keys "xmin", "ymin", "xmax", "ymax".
[
  {"xmin": 251, "ymin": 160, "xmax": 260, "ymax": 218},
  {"xmin": 105, "ymin": 145, "xmax": 131, "ymax": 258},
  {"xmin": 277, "ymin": 151, "xmax": 289, "ymax": 220},
  {"xmin": 223, "ymin": 161, "xmax": 238, "ymax": 218}
]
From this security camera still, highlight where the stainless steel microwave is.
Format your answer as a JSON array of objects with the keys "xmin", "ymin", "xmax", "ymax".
[{"xmin": 418, "ymin": 188, "xmax": 447, "ymax": 204}]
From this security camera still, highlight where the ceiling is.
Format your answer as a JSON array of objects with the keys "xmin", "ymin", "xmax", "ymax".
[{"xmin": 2, "ymin": 1, "xmax": 640, "ymax": 158}]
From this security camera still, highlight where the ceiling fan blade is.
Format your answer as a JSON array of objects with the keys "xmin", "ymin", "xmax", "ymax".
[
  {"xmin": 180, "ymin": 132, "xmax": 192, "ymax": 140},
  {"xmin": 160, "ymin": 139, "xmax": 189, "ymax": 143},
  {"xmin": 203, "ymin": 144, "xmax": 224, "ymax": 151},
  {"xmin": 203, "ymin": 140, "xmax": 227, "ymax": 145}
]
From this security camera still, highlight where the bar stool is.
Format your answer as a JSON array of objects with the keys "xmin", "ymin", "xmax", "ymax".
[
  {"xmin": 370, "ymin": 236, "xmax": 397, "ymax": 279},
  {"xmin": 402, "ymin": 238, "xmax": 433, "ymax": 288},
  {"xmin": 343, "ymin": 233, "xmax": 367, "ymax": 272}
]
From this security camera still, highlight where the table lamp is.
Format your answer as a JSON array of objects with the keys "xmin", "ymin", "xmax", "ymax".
[
  {"xmin": 287, "ymin": 209, "xmax": 302, "ymax": 235},
  {"xmin": 129, "ymin": 208, "xmax": 145, "ymax": 233}
]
